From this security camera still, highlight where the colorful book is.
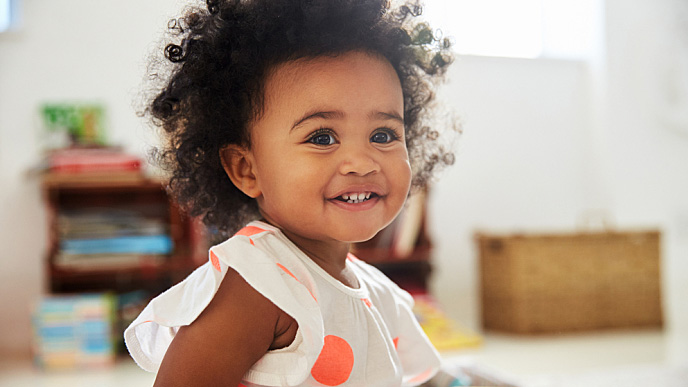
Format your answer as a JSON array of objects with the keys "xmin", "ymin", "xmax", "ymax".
[
  {"xmin": 47, "ymin": 147, "xmax": 142, "ymax": 174},
  {"xmin": 412, "ymin": 294, "xmax": 482, "ymax": 351},
  {"xmin": 32, "ymin": 293, "xmax": 116, "ymax": 369},
  {"xmin": 60, "ymin": 235, "xmax": 173, "ymax": 255},
  {"xmin": 54, "ymin": 253, "xmax": 167, "ymax": 270}
]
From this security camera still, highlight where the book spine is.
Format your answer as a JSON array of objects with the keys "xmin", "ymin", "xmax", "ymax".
[
  {"xmin": 50, "ymin": 161, "xmax": 141, "ymax": 174},
  {"xmin": 61, "ymin": 235, "xmax": 173, "ymax": 255}
]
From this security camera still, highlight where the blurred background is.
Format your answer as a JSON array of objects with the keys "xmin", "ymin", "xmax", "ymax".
[{"xmin": 1, "ymin": 0, "xmax": 687, "ymax": 385}]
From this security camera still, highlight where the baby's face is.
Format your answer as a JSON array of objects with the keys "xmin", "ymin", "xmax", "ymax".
[{"xmin": 247, "ymin": 50, "xmax": 411, "ymax": 244}]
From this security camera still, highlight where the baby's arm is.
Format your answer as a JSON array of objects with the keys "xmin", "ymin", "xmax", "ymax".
[{"xmin": 153, "ymin": 268, "xmax": 286, "ymax": 387}]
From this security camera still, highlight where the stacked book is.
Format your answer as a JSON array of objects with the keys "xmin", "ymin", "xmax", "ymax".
[
  {"xmin": 412, "ymin": 294, "xmax": 482, "ymax": 352},
  {"xmin": 32, "ymin": 293, "xmax": 116, "ymax": 369},
  {"xmin": 47, "ymin": 147, "xmax": 142, "ymax": 174},
  {"xmin": 40, "ymin": 147, "xmax": 146, "ymax": 185},
  {"xmin": 55, "ymin": 208, "xmax": 173, "ymax": 270}
]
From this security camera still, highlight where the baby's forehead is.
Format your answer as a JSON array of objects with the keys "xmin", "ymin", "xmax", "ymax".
[
  {"xmin": 263, "ymin": 51, "xmax": 398, "ymax": 94},
  {"xmin": 264, "ymin": 51, "xmax": 399, "ymax": 99},
  {"xmin": 248, "ymin": 50, "xmax": 404, "ymax": 133},
  {"xmin": 267, "ymin": 50, "xmax": 391, "ymax": 79}
]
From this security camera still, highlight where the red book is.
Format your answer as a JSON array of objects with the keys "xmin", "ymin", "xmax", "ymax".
[{"xmin": 49, "ymin": 148, "xmax": 142, "ymax": 174}]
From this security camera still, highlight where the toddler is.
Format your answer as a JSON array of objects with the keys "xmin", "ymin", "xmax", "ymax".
[{"xmin": 125, "ymin": 0, "xmax": 454, "ymax": 385}]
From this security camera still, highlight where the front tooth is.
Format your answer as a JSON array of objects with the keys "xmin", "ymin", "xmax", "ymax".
[{"xmin": 357, "ymin": 193, "xmax": 366, "ymax": 201}]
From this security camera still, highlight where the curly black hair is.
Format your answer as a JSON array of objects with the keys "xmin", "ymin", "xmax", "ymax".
[{"xmin": 146, "ymin": 0, "xmax": 455, "ymax": 236}]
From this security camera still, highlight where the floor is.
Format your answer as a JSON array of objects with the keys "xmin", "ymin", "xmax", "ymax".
[
  {"xmin": 443, "ymin": 328, "xmax": 688, "ymax": 386},
  {"xmin": 1, "ymin": 328, "xmax": 686, "ymax": 386}
]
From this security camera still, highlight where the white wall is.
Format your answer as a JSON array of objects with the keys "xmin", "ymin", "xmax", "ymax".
[
  {"xmin": 603, "ymin": 0, "xmax": 688, "ymax": 330},
  {"xmin": 428, "ymin": 56, "xmax": 596, "ymax": 328},
  {"xmin": 0, "ymin": 0, "xmax": 183, "ymax": 356},
  {"xmin": 428, "ymin": 0, "xmax": 688, "ymax": 332},
  {"xmin": 1, "ymin": 0, "xmax": 687, "ymax": 356}
]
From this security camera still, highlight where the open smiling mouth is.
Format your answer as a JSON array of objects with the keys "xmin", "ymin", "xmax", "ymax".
[{"xmin": 335, "ymin": 192, "xmax": 378, "ymax": 204}]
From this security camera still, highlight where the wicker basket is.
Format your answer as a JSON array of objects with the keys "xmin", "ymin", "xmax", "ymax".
[{"xmin": 477, "ymin": 230, "xmax": 663, "ymax": 333}]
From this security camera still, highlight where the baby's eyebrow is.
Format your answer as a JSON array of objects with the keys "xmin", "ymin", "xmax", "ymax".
[
  {"xmin": 290, "ymin": 109, "xmax": 404, "ymax": 132},
  {"xmin": 291, "ymin": 110, "xmax": 344, "ymax": 131},
  {"xmin": 369, "ymin": 111, "xmax": 404, "ymax": 124}
]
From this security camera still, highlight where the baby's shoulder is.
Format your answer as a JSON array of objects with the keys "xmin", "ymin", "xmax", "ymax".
[{"xmin": 205, "ymin": 265, "xmax": 296, "ymax": 349}]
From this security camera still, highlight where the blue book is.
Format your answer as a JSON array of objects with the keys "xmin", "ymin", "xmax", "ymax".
[
  {"xmin": 61, "ymin": 235, "xmax": 174, "ymax": 255},
  {"xmin": 33, "ymin": 293, "xmax": 115, "ymax": 368}
]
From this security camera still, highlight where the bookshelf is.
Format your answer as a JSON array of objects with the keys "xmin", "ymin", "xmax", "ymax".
[
  {"xmin": 42, "ymin": 172, "xmax": 205, "ymax": 294},
  {"xmin": 41, "ymin": 171, "xmax": 206, "ymax": 355}
]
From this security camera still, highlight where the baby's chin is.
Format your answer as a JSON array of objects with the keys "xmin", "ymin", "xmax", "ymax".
[
  {"xmin": 329, "ymin": 227, "xmax": 386, "ymax": 244},
  {"xmin": 267, "ymin": 214, "xmax": 392, "ymax": 246}
]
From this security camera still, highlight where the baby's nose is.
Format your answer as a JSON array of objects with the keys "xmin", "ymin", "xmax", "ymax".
[{"xmin": 338, "ymin": 146, "xmax": 381, "ymax": 176}]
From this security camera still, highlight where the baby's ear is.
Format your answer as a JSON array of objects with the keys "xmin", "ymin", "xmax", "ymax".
[{"xmin": 219, "ymin": 145, "xmax": 261, "ymax": 198}]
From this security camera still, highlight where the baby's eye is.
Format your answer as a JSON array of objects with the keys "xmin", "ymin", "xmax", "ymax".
[
  {"xmin": 307, "ymin": 130, "xmax": 336, "ymax": 145},
  {"xmin": 371, "ymin": 129, "xmax": 400, "ymax": 144}
]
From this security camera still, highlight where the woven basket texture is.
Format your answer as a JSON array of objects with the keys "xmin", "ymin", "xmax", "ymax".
[{"xmin": 477, "ymin": 231, "xmax": 663, "ymax": 333}]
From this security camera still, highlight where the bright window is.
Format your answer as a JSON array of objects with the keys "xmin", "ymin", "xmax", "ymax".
[
  {"xmin": 422, "ymin": 0, "xmax": 602, "ymax": 60},
  {"xmin": 0, "ymin": 0, "xmax": 14, "ymax": 32}
]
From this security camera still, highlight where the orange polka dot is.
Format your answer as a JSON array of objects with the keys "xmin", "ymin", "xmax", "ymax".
[
  {"xmin": 234, "ymin": 226, "xmax": 266, "ymax": 237},
  {"xmin": 393, "ymin": 337, "xmax": 399, "ymax": 350},
  {"xmin": 311, "ymin": 335, "xmax": 354, "ymax": 386},
  {"xmin": 346, "ymin": 253, "xmax": 360, "ymax": 261},
  {"xmin": 234, "ymin": 226, "xmax": 264, "ymax": 246},
  {"xmin": 276, "ymin": 263, "xmax": 298, "ymax": 281},
  {"xmin": 407, "ymin": 367, "xmax": 435, "ymax": 384},
  {"xmin": 210, "ymin": 251, "xmax": 221, "ymax": 272}
]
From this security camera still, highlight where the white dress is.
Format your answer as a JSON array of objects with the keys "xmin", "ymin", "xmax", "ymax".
[{"xmin": 124, "ymin": 221, "xmax": 440, "ymax": 386}]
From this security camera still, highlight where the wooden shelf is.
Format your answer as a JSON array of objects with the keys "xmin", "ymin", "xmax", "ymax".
[
  {"xmin": 41, "ymin": 172, "xmax": 204, "ymax": 295},
  {"xmin": 41, "ymin": 171, "xmax": 155, "ymax": 189}
]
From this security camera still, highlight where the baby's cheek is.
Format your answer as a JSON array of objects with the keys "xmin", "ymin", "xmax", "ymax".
[
  {"xmin": 396, "ymin": 159, "xmax": 412, "ymax": 191},
  {"xmin": 391, "ymin": 160, "xmax": 412, "ymax": 209}
]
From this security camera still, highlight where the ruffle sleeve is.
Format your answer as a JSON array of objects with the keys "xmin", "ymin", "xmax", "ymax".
[{"xmin": 124, "ymin": 227, "xmax": 325, "ymax": 386}]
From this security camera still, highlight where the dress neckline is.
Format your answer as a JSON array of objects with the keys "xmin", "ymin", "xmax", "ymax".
[{"xmin": 249, "ymin": 220, "xmax": 369, "ymax": 298}]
